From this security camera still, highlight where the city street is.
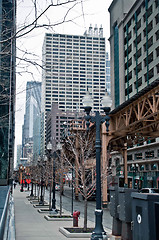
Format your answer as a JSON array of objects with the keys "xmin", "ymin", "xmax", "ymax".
[{"xmin": 44, "ymin": 184, "xmax": 113, "ymax": 231}]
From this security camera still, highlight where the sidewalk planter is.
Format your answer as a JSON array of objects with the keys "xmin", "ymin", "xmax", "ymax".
[
  {"xmin": 33, "ymin": 204, "xmax": 49, "ymax": 208},
  {"xmin": 38, "ymin": 208, "xmax": 61, "ymax": 213},
  {"xmin": 59, "ymin": 227, "xmax": 93, "ymax": 238},
  {"xmin": 44, "ymin": 215, "xmax": 73, "ymax": 221}
]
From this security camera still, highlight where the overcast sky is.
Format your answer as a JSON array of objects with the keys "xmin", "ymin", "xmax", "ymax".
[{"xmin": 14, "ymin": 0, "xmax": 113, "ymax": 163}]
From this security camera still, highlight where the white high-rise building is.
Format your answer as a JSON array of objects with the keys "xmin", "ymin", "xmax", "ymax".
[{"xmin": 41, "ymin": 25, "xmax": 107, "ymax": 152}]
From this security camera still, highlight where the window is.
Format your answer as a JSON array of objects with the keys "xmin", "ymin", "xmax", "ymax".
[
  {"xmin": 156, "ymin": 46, "xmax": 159, "ymax": 57},
  {"xmin": 133, "ymin": 19, "xmax": 141, "ymax": 32},
  {"xmin": 144, "ymin": 52, "xmax": 153, "ymax": 67},
  {"xmin": 143, "ymin": 21, "xmax": 153, "ymax": 37},
  {"xmin": 143, "ymin": 36, "xmax": 153, "ymax": 52},
  {"xmin": 134, "ymin": 63, "xmax": 142, "ymax": 74},
  {"xmin": 125, "ymin": 85, "xmax": 132, "ymax": 96},
  {"xmin": 145, "ymin": 151, "xmax": 154, "ymax": 159},
  {"xmin": 134, "ymin": 152, "xmax": 142, "ymax": 160},
  {"xmin": 127, "ymin": 154, "xmax": 132, "ymax": 161},
  {"xmin": 156, "ymin": 30, "xmax": 159, "ymax": 41},
  {"xmin": 125, "ymin": 71, "xmax": 132, "ymax": 83},
  {"xmin": 144, "ymin": 68, "xmax": 154, "ymax": 82},
  {"xmin": 143, "ymin": 5, "xmax": 153, "ymax": 22},
  {"xmin": 125, "ymin": 58, "xmax": 132, "ymax": 70},
  {"xmin": 134, "ymin": 48, "xmax": 142, "ymax": 60},
  {"xmin": 134, "ymin": 77, "xmax": 142, "ymax": 89},
  {"xmin": 133, "ymin": 34, "xmax": 141, "ymax": 46}
]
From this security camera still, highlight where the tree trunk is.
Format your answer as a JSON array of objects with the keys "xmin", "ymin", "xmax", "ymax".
[
  {"xmin": 84, "ymin": 198, "xmax": 88, "ymax": 232},
  {"xmin": 49, "ymin": 184, "xmax": 52, "ymax": 210}
]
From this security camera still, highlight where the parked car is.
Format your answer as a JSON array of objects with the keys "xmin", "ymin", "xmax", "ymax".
[{"xmin": 139, "ymin": 188, "xmax": 159, "ymax": 194}]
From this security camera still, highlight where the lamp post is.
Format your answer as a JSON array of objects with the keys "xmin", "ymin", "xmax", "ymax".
[
  {"xmin": 47, "ymin": 141, "xmax": 58, "ymax": 213},
  {"xmin": 71, "ymin": 166, "xmax": 74, "ymax": 215},
  {"xmin": 131, "ymin": 163, "xmax": 138, "ymax": 189},
  {"xmin": 82, "ymin": 90, "xmax": 112, "ymax": 240},
  {"xmin": 20, "ymin": 166, "xmax": 25, "ymax": 192},
  {"xmin": 39, "ymin": 156, "xmax": 47, "ymax": 205}
]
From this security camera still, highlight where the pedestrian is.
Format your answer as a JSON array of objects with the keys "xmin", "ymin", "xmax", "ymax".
[{"xmin": 14, "ymin": 181, "xmax": 17, "ymax": 188}]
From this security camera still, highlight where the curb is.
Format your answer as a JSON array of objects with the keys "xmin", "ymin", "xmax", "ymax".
[
  {"xmin": 44, "ymin": 215, "xmax": 73, "ymax": 221},
  {"xmin": 59, "ymin": 227, "xmax": 91, "ymax": 238}
]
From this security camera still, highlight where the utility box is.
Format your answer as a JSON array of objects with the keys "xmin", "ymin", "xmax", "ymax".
[
  {"xmin": 118, "ymin": 188, "xmax": 137, "ymax": 222},
  {"xmin": 109, "ymin": 186, "xmax": 119, "ymax": 218},
  {"xmin": 131, "ymin": 192, "xmax": 159, "ymax": 240},
  {"xmin": 109, "ymin": 186, "xmax": 122, "ymax": 236}
]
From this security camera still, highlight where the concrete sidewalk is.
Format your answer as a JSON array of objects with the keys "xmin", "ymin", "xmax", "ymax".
[
  {"xmin": 13, "ymin": 185, "xmax": 93, "ymax": 240},
  {"xmin": 13, "ymin": 185, "xmax": 116, "ymax": 240}
]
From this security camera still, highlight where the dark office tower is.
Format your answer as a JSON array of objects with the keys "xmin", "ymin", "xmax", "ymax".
[
  {"xmin": 0, "ymin": 0, "xmax": 16, "ymax": 185},
  {"xmin": 22, "ymin": 81, "xmax": 41, "ymax": 163}
]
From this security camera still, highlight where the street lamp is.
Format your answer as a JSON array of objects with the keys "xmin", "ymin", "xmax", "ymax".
[
  {"xmin": 20, "ymin": 166, "xmax": 25, "ymax": 192},
  {"xmin": 39, "ymin": 156, "xmax": 47, "ymax": 205},
  {"xmin": 131, "ymin": 163, "xmax": 139, "ymax": 189},
  {"xmin": 47, "ymin": 141, "xmax": 58, "ymax": 213},
  {"xmin": 82, "ymin": 90, "xmax": 112, "ymax": 240}
]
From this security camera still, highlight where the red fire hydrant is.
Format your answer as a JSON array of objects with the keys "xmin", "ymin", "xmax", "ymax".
[{"xmin": 73, "ymin": 210, "xmax": 80, "ymax": 227}]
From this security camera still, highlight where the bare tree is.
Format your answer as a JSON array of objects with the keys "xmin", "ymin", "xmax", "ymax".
[{"xmin": 62, "ymin": 125, "xmax": 96, "ymax": 231}]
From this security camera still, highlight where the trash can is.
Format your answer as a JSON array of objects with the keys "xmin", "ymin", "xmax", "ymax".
[
  {"xmin": 109, "ymin": 186, "xmax": 122, "ymax": 236},
  {"xmin": 118, "ymin": 188, "xmax": 138, "ymax": 240},
  {"xmin": 131, "ymin": 192, "xmax": 159, "ymax": 240}
]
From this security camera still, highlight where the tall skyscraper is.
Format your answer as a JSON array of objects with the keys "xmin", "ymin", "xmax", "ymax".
[
  {"xmin": 41, "ymin": 25, "xmax": 107, "ymax": 152},
  {"xmin": 16, "ymin": 145, "xmax": 22, "ymax": 167},
  {"xmin": 22, "ymin": 81, "xmax": 41, "ymax": 162},
  {"xmin": 106, "ymin": 52, "xmax": 111, "ymax": 95},
  {"xmin": 0, "ymin": 0, "xmax": 16, "ymax": 185}
]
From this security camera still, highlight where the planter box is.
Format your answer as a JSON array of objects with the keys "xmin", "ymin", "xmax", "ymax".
[
  {"xmin": 33, "ymin": 204, "xmax": 49, "ymax": 208},
  {"xmin": 44, "ymin": 215, "xmax": 73, "ymax": 221},
  {"xmin": 59, "ymin": 227, "xmax": 92, "ymax": 238},
  {"xmin": 38, "ymin": 209, "xmax": 61, "ymax": 214}
]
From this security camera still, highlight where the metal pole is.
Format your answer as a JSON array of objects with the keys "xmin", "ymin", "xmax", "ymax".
[
  {"xmin": 52, "ymin": 158, "xmax": 56, "ymax": 211},
  {"xmin": 91, "ymin": 111, "xmax": 107, "ymax": 240},
  {"xmin": 40, "ymin": 164, "xmax": 43, "ymax": 205},
  {"xmin": 71, "ymin": 167, "xmax": 73, "ymax": 215},
  {"xmin": 30, "ymin": 182, "xmax": 34, "ymax": 196},
  {"xmin": 21, "ymin": 171, "xmax": 24, "ymax": 192}
]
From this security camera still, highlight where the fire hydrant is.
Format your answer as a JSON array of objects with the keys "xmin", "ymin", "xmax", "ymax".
[{"xmin": 73, "ymin": 210, "xmax": 80, "ymax": 227}]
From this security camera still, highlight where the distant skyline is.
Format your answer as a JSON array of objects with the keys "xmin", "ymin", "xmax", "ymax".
[{"xmin": 14, "ymin": 0, "xmax": 113, "ymax": 164}]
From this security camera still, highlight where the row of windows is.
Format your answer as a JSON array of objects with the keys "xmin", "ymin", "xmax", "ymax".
[
  {"xmin": 46, "ymin": 33, "xmax": 105, "ymax": 40},
  {"xmin": 124, "ymin": 1, "xmax": 158, "ymax": 33},
  {"xmin": 128, "ymin": 148, "xmax": 159, "ymax": 161},
  {"xmin": 125, "ymin": 46, "xmax": 159, "ymax": 81},
  {"xmin": 124, "ymin": 30, "xmax": 158, "ymax": 60},
  {"xmin": 125, "ymin": 64, "xmax": 158, "ymax": 95}
]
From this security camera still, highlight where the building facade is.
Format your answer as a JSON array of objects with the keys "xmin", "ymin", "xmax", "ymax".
[
  {"xmin": 106, "ymin": 52, "xmax": 111, "ymax": 95},
  {"xmin": 0, "ymin": 0, "xmax": 16, "ymax": 185},
  {"xmin": 109, "ymin": 0, "xmax": 159, "ymax": 188},
  {"xmin": 46, "ymin": 102, "xmax": 84, "ymax": 148},
  {"xmin": 16, "ymin": 145, "xmax": 22, "ymax": 167},
  {"xmin": 41, "ymin": 25, "xmax": 108, "ymax": 152},
  {"xmin": 22, "ymin": 81, "xmax": 41, "ymax": 163},
  {"xmin": 109, "ymin": 0, "xmax": 159, "ymax": 108}
]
